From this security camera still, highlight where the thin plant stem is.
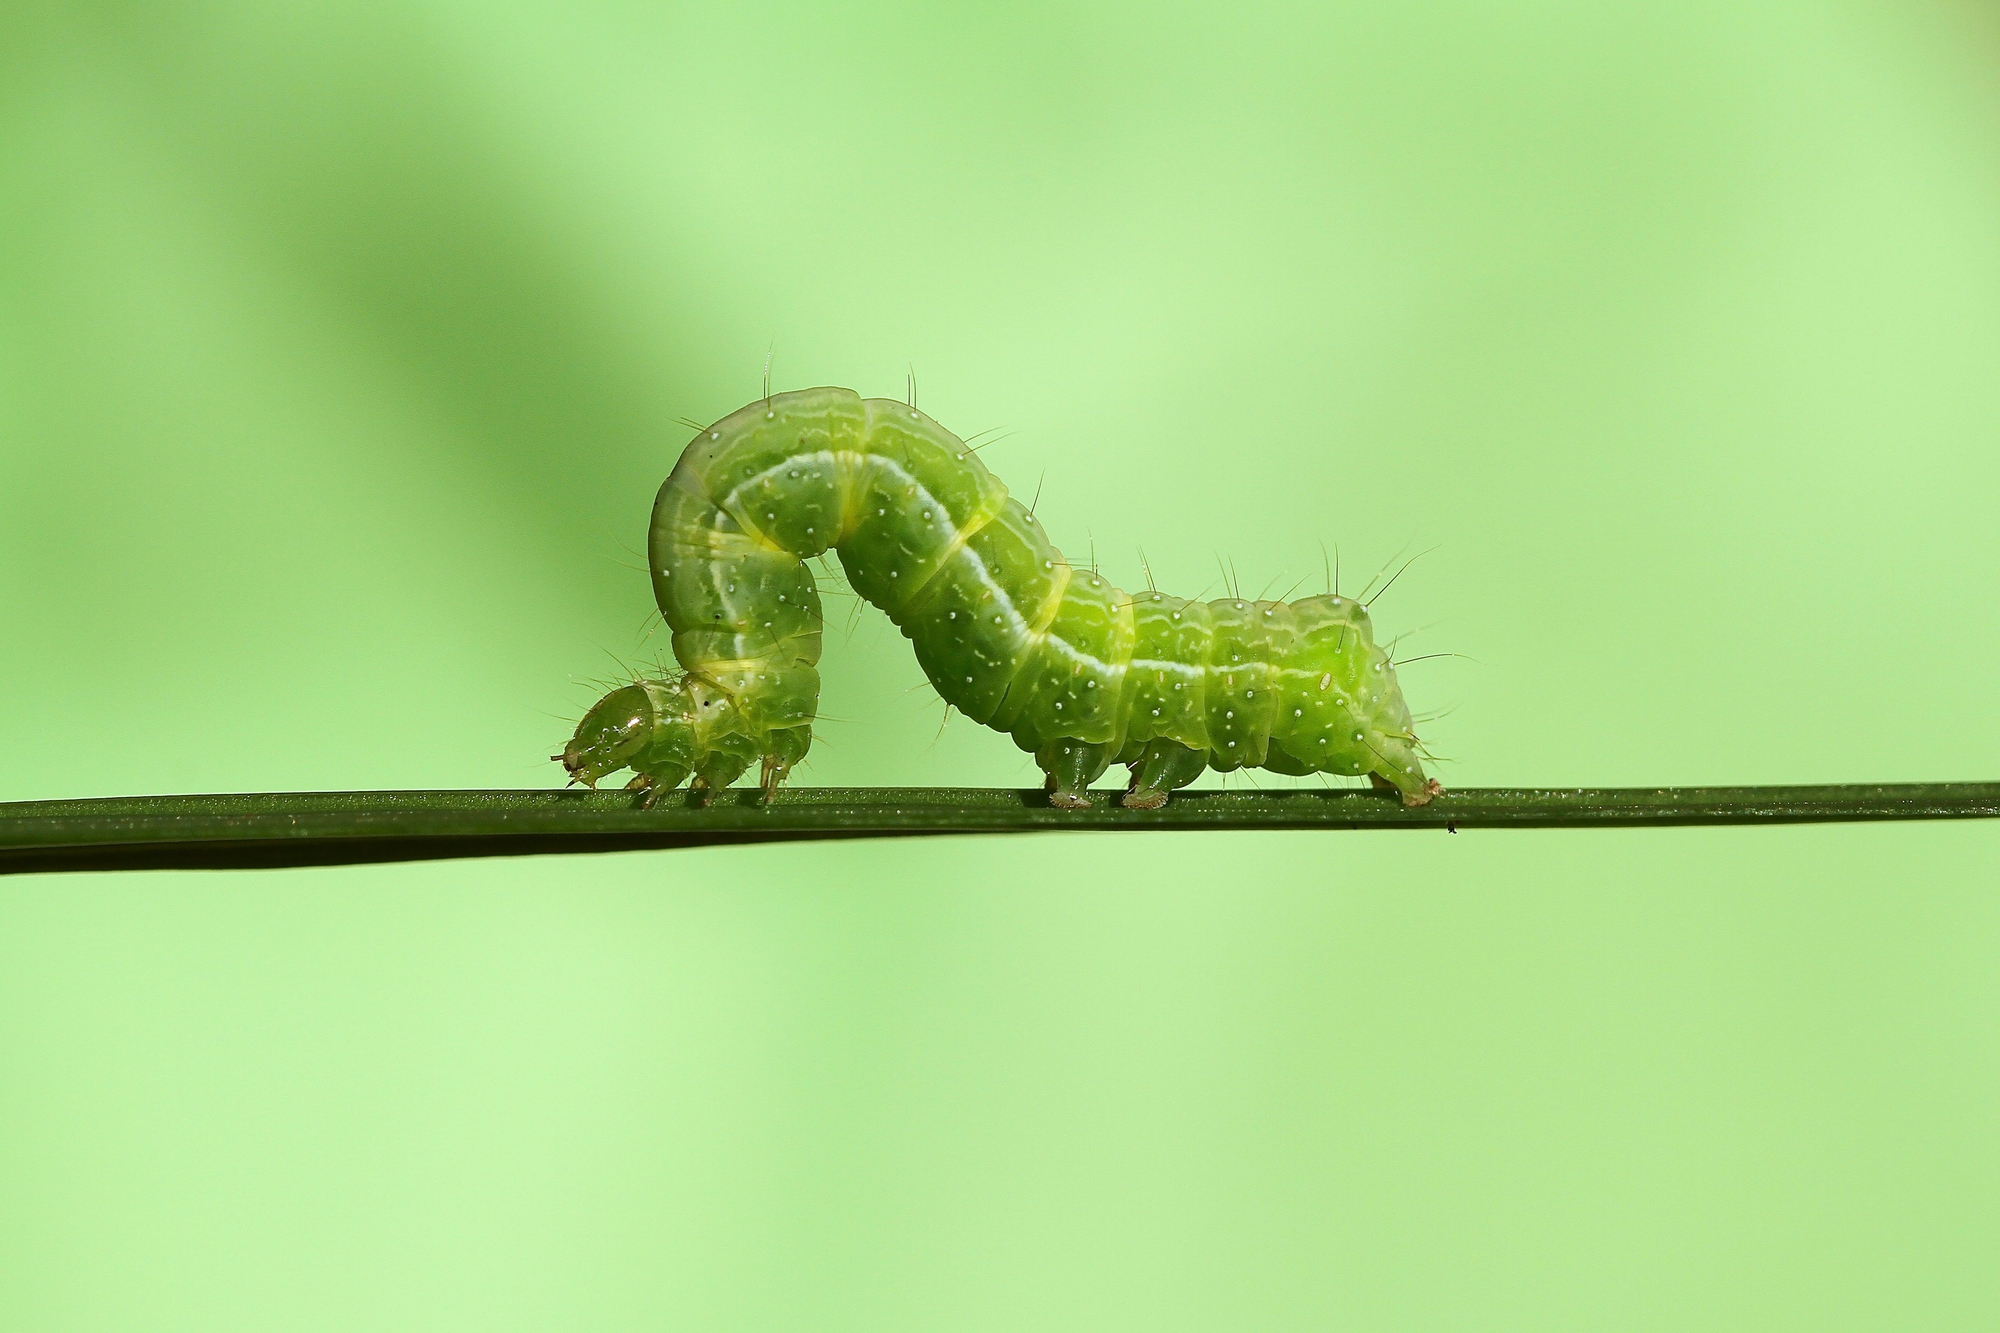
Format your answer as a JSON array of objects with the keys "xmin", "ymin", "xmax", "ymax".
[{"xmin": 2, "ymin": 783, "xmax": 1995, "ymax": 874}]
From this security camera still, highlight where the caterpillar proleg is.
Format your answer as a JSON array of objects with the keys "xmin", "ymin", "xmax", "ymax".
[{"xmin": 558, "ymin": 387, "xmax": 1441, "ymax": 809}]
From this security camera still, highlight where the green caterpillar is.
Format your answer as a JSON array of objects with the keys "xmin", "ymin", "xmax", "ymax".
[{"xmin": 558, "ymin": 387, "xmax": 1440, "ymax": 809}]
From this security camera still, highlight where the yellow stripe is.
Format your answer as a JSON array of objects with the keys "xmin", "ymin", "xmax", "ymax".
[{"xmin": 901, "ymin": 494, "xmax": 1007, "ymax": 613}]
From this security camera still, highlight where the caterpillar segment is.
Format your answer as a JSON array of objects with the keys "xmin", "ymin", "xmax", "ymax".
[{"xmin": 558, "ymin": 387, "xmax": 1441, "ymax": 809}]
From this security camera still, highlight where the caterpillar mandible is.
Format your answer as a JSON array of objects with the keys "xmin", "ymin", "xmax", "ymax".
[{"xmin": 557, "ymin": 387, "xmax": 1441, "ymax": 809}]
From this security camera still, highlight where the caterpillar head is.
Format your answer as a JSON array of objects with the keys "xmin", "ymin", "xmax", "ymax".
[{"xmin": 557, "ymin": 680, "xmax": 695, "ymax": 788}]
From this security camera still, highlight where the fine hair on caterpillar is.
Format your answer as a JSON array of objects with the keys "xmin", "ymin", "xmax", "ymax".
[{"xmin": 558, "ymin": 386, "xmax": 1442, "ymax": 810}]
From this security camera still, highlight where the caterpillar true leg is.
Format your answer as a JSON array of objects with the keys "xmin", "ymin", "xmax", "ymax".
[
  {"xmin": 689, "ymin": 729, "xmax": 757, "ymax": 801},
  {"xmin": 559, "ymin": 387, "xmax": 1441, "ymax": 809},
  {"xmin": 759, "ymin": 725, "xmax": 812, "ymax": 796}
]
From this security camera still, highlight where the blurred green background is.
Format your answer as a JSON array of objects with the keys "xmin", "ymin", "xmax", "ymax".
[{"xmin": 4, "ymin": 1, "xmax": 1998, "ymax": 1327}]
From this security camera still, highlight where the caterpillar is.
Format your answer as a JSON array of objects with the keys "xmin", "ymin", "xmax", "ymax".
[{"xmin": 557, "ymin": 387, "xmax": 1441, "ymax": 809}]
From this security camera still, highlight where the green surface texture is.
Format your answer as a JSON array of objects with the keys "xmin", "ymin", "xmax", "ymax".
[{"xmin": 3, "ymin": 1, "xmax": 1998, "ymax": 1328}]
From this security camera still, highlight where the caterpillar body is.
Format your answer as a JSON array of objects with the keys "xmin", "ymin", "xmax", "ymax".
[{"xmin": 558, "ymin": 387, "xmax": 1440, "ymax": 809}]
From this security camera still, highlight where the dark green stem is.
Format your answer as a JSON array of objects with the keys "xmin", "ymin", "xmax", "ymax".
[{"xmin": 2, "ymin": 783, "xmax": 1995, "ymax": 874}]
